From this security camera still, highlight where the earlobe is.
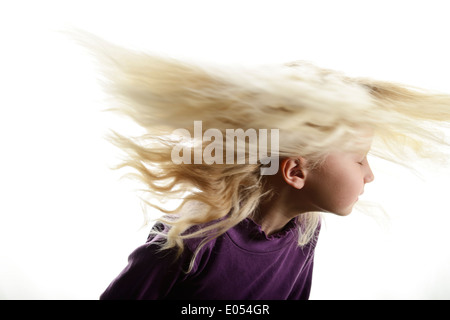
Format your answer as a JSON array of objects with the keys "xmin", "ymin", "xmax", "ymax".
[{"xmin": 281, "ymin": 157, "xmax": 307, "ymax": 189}]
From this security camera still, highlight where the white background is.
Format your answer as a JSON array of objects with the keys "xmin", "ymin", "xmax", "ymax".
[{"xmin": 1, "ymin": 0, "xmax": 450, "ymax": 299}]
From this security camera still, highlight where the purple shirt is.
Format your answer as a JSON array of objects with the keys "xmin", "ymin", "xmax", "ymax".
[{"xmin": 100, "ymin": 218, "xmax": 320, "ymax": 300}]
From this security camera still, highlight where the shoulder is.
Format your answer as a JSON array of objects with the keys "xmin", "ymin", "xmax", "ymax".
[{"xmin": 144, "ymin": 222, "xmax": 220, "ymax": 273}]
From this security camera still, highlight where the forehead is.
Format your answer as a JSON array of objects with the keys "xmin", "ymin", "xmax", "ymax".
[
  {"xmin": 312, "ymin": 152, "xmax": 361, "ymax": 174},
  {"xmin": 322, "ymin": 139, "xmax": 372, "ymax": 164},
  {"xmin": 342, "ymin": 130, "xmax": 373, "ymax": 155}
]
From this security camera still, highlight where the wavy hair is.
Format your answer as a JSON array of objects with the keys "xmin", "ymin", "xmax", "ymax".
[{"xmin": 69, "ymin": 31, "xmax": 450, "ymax": 271}]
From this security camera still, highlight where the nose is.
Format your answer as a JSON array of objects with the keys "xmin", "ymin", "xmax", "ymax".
[{"xmin": 364, "ymin": 165, "xmax": 375, "ymax": 184}]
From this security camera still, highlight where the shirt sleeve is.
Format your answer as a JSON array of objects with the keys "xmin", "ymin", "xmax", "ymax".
[{"xmin": 100, "ymin": 231, "xmax": 191, "ymax": 300}]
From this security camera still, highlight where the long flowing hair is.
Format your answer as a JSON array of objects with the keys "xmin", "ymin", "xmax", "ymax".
[{"xmin": 69, "ymin": 31, "xmax": 450, "ymax": 271}]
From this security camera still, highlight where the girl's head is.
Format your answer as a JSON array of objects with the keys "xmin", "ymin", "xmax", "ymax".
[
  {"xmin": 71, "ymin": 30, "xmax": 450, "ymax": 260},
  {"xmin": 309, "ymin": 149, "xmax": 374, "ymax": 216},
  {"xmin": 260, "ymin": 130, "xmax": 374, "ymax": 226}
]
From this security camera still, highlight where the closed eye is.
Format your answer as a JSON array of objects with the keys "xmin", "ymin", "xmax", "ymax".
[{"xmin": 358, "ymin": 156, "xmax": 367, "ymax": 165}]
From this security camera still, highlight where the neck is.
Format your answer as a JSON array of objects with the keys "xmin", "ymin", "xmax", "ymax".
[{"xmin": 253, "ymin": 188, "xmax": 301, "ymax": 236}]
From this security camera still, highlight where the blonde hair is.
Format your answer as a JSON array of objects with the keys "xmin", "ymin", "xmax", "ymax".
[{"xmin": 69, "ymin": 31, "xmax": 450, "ymax": 271}]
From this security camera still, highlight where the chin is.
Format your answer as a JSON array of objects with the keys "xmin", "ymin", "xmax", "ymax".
[
  {"xmin": 320, "ymin": 204, "xmax": 355, "ymax": 216},
  {"xmin": 333, "ymin": 206, "xmax": 354, "ymax": 216}
]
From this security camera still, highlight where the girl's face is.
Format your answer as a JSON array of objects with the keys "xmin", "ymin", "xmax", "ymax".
[{"xmin": 303, "ymin": 150, "xmax": 374, "ymax": 216}]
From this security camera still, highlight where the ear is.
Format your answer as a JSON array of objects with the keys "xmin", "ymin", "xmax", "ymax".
[{"xmin": 280, "ymin": 157, "xmax": 308, "ymax": 189}]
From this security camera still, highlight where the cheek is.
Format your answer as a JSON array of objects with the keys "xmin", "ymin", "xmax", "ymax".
[
  {"xmin": 317, "ymin": 168, "xmax": 362, "ymax": 208},
  {"xmin": 336, "ymin": 177, "xmax": 364, "ymax": 212},
  {"xmin": 328, "ymin": 178, "xmax": 355, "ymax": 204},
  {"xmin": 333, "ymin": 169, "xmax": 361, "ymax": 194}
]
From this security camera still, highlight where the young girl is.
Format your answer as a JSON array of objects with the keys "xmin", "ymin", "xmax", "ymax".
[{"xmin": 72, "ymin": 32, "xmax": 450, "ymax": 300}]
